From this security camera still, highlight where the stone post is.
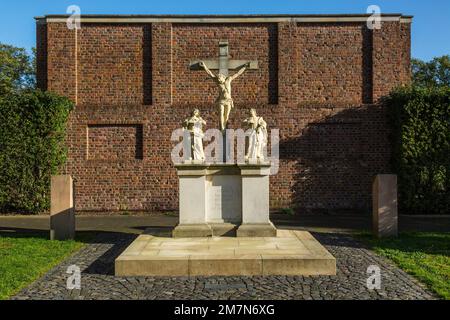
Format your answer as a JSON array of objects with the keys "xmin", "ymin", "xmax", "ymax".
[
  {"xmin": 372, "ymin": 174, "xmax": 398, "ymax": 238},
  {"xmin": 50, "ymin": 175, "xmax": 75, "ymax": 240},
  {"xmin": 173, "ymin": 165, "xmax": 212, "ymax": 237},
  {"xmin": 237, "ymin": 163, "xmax": 277, "ymax": 237}
]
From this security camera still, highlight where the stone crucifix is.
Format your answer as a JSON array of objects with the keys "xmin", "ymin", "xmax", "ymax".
[{"xmin": 190, "ymin": 40, "xmax": 258, "ymax": 131}]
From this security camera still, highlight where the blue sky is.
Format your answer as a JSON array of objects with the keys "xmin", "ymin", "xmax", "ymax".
[{"xmin": 0, "ymin": 0, "xmax": 449, "ymax": 61}]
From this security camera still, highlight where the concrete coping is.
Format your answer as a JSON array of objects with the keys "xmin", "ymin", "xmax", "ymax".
[
  {"xmin": 175, "ymin": 162, "xmax": 271, "ymax": 176},
  {"xmin": 35, "ymin": 14, "xmax": 413, "ymax": 24}
]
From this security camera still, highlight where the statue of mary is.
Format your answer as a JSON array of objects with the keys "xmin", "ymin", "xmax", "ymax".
[
  {"xmin": 243, "ymin": 108, "xmax": 267, "ymax": 162},
  {"xmin": 182, "ymin": 109, "xmax": 206, "ymax": 161}
]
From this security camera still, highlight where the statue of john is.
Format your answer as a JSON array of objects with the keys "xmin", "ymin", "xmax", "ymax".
[{"xmin": 199, "ymin": 61, "xmax": 250, "ymax": 131}]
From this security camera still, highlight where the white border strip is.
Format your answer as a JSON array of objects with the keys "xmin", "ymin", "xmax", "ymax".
[{"xmin": 39, "ymin": 16, "xmax": 410, "ymax": 24}]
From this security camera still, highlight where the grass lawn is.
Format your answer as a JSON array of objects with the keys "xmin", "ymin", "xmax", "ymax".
[
  {"xmin": 0, "ymin": 233, "xmax": 90, "ymax": 300},
  {"xmin": 359, "ymin": 232, "xmax": 450, "ymax": 300}
]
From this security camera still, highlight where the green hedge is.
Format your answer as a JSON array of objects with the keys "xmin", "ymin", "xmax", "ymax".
[
  {"xmin": 386, "ymin": 86, "xmax": 450, "ymax": 215},
  {"xmin": 0, "ymin": 89, "xmax": 74, "ymax": 213}
]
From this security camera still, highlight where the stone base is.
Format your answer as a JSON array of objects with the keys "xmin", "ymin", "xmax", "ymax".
[
  {"xmin": 172, "ymin": 224, "xmax": 212, "ymax": 237},
  {"xmin": 115, "ymin": 230, "xmax": 336, "ymax": 277},
  {"xmin": 210, "ymin": 223, "xmax": 238, "ymax": 237},
  {"xmin": 173, "ymin": 223, "xmax": 239, "ymax": 237},
  {"xmin": 237, "ymin": 222, "xmax": 277, "ymax": 237}
]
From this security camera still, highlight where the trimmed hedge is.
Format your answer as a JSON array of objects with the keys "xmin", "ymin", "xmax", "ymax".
[
  {"xmin": 0, "ymin": 89, "xmax": 74, "ymax": 213},
  {"xmin": 386, "ymin": 86, "xmax": 450, "ymax": 215}
]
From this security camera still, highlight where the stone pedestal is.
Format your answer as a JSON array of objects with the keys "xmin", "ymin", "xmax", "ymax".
[
  {"xmin": 237, "ymin": 164, "xmax": 276, "ymax": 237},
  {"xmin": 50, "ymin": 175, "xmax": 75, "ymax": 240},
  {"xmin": 372, "ymin": 174, "xmax": 398, "ymax": 238},
  {"xmin": 173, "ymin": 163, "xmax": 276, "ymax": 237}
]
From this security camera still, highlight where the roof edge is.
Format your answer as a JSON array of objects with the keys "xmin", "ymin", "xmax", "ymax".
[{"xmin": 35, "ymin": 13, "xmax": 413, "ymax": 23}]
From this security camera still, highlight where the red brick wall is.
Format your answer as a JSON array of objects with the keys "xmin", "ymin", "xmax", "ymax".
[
  {"xmin": 87, "ymin": 124, "xmax": 143, "ymax": 160},
  {"xmin": 373, "ymin": 22, "xmax": 406, "ymax": 100},
  {"xmin": 77, "ymin": 24, "xmax": 152, "ymax": 106},
  {"xmin": 38, "ymin": 18, "xmax": 411, "ymax": 213},
  {"xmin": 46, "ymin": 23, "xmax": 77, "ymax": 102},
  {"xmin": 297, "ymin": 23, "xmax": 372, "ymax": 104}
]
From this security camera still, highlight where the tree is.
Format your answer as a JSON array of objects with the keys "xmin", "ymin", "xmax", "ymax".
[
  {"xmin": 0, "ymin": 43, "xmax": 35, "ymax": 94},
  {"xmin": 412, "ymin": 55, "xmax": 450, "ymax": 88}
]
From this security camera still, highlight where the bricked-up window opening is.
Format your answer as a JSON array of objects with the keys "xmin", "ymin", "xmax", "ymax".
[{"xmin": 87, "ymin": 124, "xmax": 144, "ymax": 160}]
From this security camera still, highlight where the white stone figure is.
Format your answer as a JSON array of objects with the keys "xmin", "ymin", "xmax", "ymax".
[
  {"xmin": 183, "ymin": 109, "xmax": 206, "ymax": 161},
  {"xmin": 199, "ymin": 61, "xmax": 250, "ymax": 131},
  {"xmin": 243, "ymin": 108, "xmax": 267, "ymax": 162}
]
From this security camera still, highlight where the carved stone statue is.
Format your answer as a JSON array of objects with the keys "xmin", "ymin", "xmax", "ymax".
[
  {"xmin": 183, "ymin": 109, "xmax": 206, "ymax": 161},
  {"xmin": 199, "ymin": 61, "xmax": 250, "ymax": 131},
  {"xmin": 243, "ymin": 108, "xmax": 267, "ymax": 162}
]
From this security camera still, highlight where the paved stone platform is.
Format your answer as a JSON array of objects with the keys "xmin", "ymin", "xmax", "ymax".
[
  {"xmin": 115, "ymin": 230, "xmax": 336, "ymax": 277},
  {"xmin": 12, "ymin": 231, "xmax": 435, "ymax": 300}
]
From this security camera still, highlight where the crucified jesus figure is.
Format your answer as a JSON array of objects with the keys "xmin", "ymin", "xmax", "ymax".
[{"xmin": 199, "ymin": 61, "xmax": 250, "ymax": 131}]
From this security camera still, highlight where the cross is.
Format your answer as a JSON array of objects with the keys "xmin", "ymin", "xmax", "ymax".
[{"xmin": 190, "ymin": 40, "xmax": 258, "ymax": 76}]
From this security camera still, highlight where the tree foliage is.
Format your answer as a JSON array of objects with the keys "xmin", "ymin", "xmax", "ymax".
[
  {"xmin": 0, "ymin": 90, "xmax": 74, "ymax": 213},
  {"xmin": 0, "ymin": 43, "xmax": 35, "ymax": 94},
  {"xmin": 386, "ymin": 86, "xmax": 450, "ymax": 214},
  {"xmin": 412, "ymin": 55, "xmax": 450, "ymax": 88}
]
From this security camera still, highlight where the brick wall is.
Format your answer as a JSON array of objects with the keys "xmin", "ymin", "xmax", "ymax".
[
  {"xmin": 296, "ymin": 23, "xmax": 372, "ymax": 104},
  {"xmin": 37, "ymin": 17, "xmax": 411, "ymax": 213},
  {"xmin": 77, "ymin": 24, "xmax": 152, "ymax": 106}
]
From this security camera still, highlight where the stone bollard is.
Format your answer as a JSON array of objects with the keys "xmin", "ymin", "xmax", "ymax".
[
  {"xmin": 372, "ymin": 174, "xmax": 398, "ymax": 238},
  {"xmin": 50, "ymin": 175, "xmax": 75, "ymax": 240}
]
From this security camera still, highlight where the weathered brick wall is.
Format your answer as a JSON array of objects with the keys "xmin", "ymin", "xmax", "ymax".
[{"xmin": 37, "ymin": 18, "xmax": 411, "ymax": 213}]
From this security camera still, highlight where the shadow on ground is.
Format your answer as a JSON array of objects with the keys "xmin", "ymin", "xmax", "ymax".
[{"xmin": 83, "ymin": 232, "xmax": 137, "ymax": 276}]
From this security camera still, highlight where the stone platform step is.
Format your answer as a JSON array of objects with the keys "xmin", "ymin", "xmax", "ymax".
[{"xmin": 115, "ymin": 229, "xmax": 336, "ymax": 277}]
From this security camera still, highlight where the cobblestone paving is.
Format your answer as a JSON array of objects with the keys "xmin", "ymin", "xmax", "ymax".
[{"xmin": 13, "ymin": 232, "xmax": 436, "ymax": 300}]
